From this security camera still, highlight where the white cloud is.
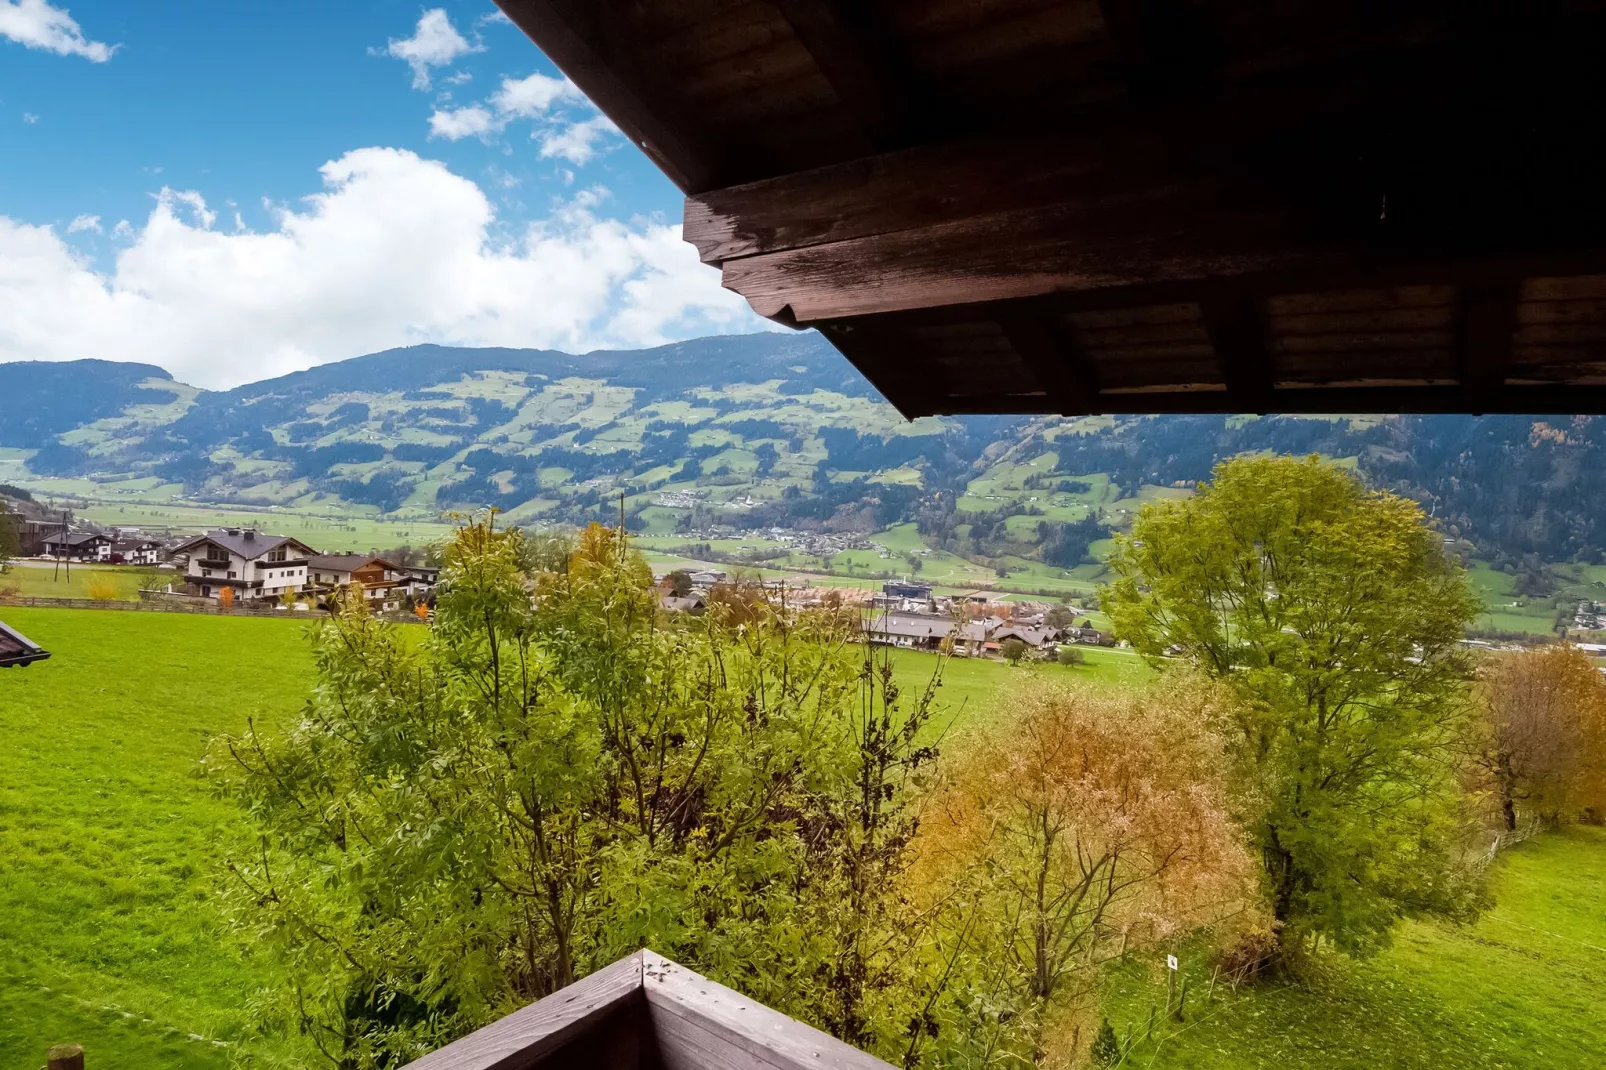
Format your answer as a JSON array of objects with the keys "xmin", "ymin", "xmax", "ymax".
[
  {"xmin": 478, "ymin": 9, "xmax": 513, "ymax": 27},
  {"xmin": 428, "ymin": 104, "xmax": 496, "ymax": 142},
  {"xmin": 491, "ymin": 72, "xmax": 580, "ymax": 118},
  {"xmin": 21, "ymin": 111, "xmax": 38, "ymax": 123},
  {"xmin": 66, "ymin": 213, "xmax": 99, "ymax": 233},
  {"xmin": 0, "ymin": 0, "xmax": 116, "ymax": 61},
  {"xmin": 381, "ymin": 9, "xmax": 476, "ymax": 90},
  {"xmin": 429, "ymin": 72, "xmax": 620, "ymax": 162},
  {"xmin": 0, "ymin": 148, "xmax": 764, "ymax": 389},
  {"xmin": 540, "ymin": 115, "xmax": 619, "ymax": 165},
  {"xmin": 444, "ymin": 70, "xmax": 473, "ymax": 85}
]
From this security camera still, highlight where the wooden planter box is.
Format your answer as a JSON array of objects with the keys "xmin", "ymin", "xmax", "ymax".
[{"xmin": 401, "ymin": 950, "xmax": 893, "ymax": 1070}]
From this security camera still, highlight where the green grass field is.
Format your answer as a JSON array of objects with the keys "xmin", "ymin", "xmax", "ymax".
[
  {"xmin": 0, "ymin": 563, "xmax": 161, "ymax": 601},
  {"xmin": 0, "ymin": 608, "xmax": 315, "ymax": 1068},
  {"xmin": 2, "ymin": 608, "xmax": 1602, "ymax": 1068},
  {"xmin": 1105, "ymin": 824, "xmax": 1606, "ymax": 1069}
]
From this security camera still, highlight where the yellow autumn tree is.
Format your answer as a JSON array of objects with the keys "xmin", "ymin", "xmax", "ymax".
[
  {"xmin": 914, "ymin": 675, "xmax": 1260, "ymax": 1066},
  {"xmin": 217, "ymin": 586, "xmax": 234, "ymax": 609},
  {"xmin": 1471, "ymin": 645, "xmax": 1606, "ymax": 829}
]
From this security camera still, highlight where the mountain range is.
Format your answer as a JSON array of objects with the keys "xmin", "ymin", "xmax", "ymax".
[{"xmin": 3, "ymin": 333, "xmax": 1605, "ymax": 574}]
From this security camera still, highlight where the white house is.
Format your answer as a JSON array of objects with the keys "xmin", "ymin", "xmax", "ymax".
[
  {"xmin": 171, "ymin": 529, "xmax": 318, "ymax": 602},
  {"xmin": 111, "ymin": 538, "xmax": 165, "ymax": 566}
]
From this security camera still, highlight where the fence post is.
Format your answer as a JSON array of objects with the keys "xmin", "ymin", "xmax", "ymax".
[{"xmin": 47, "ymin": 1043, "xmax": 84, "ymax": 1070}]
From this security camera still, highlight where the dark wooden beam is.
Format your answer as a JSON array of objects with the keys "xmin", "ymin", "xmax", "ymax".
[
  {"xmin": 994, "ymin": 308, "xmax": 1102, "ymax": 416},
  {"xmin": 1097, "ymin": 0, "xmax": 1225, "ymax": 100},
  {"xmin": 1454, "ymin": 282, "xmax": 1521, "ymax": 412},
  {"xmin": 494, "ymin": 1, "xmax": 719, "ymax": 192},
  {"xmin": 815, "ymin": 321, "xmax": 946, "ymax": 422},
  {"xmin": 891, "ymin": 383, "xmax": 1606, "ymax": 417},
  {"xmin": 770, "ymin": 0, "xmax": 911, "ymax": 150},
  {"xmin": 1202, "ymin": 296, "xmax": 1275, "ymax": 412}
]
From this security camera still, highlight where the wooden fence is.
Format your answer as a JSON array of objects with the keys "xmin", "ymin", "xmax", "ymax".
[{"xmin": 0, "ymin": 595, "xmax": 327, "ymax": 618}]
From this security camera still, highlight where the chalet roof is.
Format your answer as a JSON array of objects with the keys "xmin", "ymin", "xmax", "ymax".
[
  {"xmin": 44, "ymin": 531, "xmax": 106, "ymax": 547},
  {"xmin": 0, "ymin": 619, "xmax": 50, "ymax": 668},
  {"xmin": 309, "ymin": 553, "xmax": 397, "ymax": 572},
  {"xmin": 993, "ymin": 625, "xmax": 1062, "ymax": 647},
  {"xmin": 173, "ymin": 530, "xmax": 316, "ymax": 561},
  {"xmin": 866, "ymin": 612, "xmax": 953, "ymax": 640},
  {"xmin": 496, "ymin": 2, "xmax": 1606, "ymax": 415}
]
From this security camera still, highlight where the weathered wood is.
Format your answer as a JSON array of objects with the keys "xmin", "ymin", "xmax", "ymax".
[
  {"xmin": 47, "ymin": 1044, "xmax": 84, "ymax": 1070},
  {"xmin": 493, "ymin": 2, "xmax": 720, "ymax": 192},
  {"xmin": 769, "ymin": 0, "xmax": 909, "ymax": 149},
  {"xmin": 642, "ymin": 951, "xmax": 894, "ymax": 1070},
  {"xmin": 1202, "ymin": 296, "xmax": 1275, "ymax": 409},
  {"xmin": 995, "ymin": 308, "xmax": 1101, "ymax": 415},
  {"xmin": 890, "ymin": 383, "xmax": 1606, "ymax": 418},
  {"xmin": 401, "ymin": 952, "xmax": 645, "ymax": 1070},
  {"xmin": 1455, "ymin": 282, "xmax": 1521, "ymax": 409},
  {"xmin": 501, "ymin": 0, "xmax": 1606, "ymax": 415}
]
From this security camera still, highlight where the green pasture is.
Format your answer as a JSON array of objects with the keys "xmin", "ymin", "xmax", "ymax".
[
  {"xmin": 0, "ymin": 564, "xmax": 160, "ymax": 601},
  {"xmin": 0, "ymin": 608, "xmax": 316, "ymax": 1068},
  {"xmin": 1, "ymin": 605, "xmax": 1602, "ymax": 1069},
  {"xmin": 1107, "ymin": 825, "xmax": 1606, "ymax": 1069}
]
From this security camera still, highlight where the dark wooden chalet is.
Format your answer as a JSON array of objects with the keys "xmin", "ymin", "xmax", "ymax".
[
  {"xmin": 401, "ymin": 950, "xmax": 891, "ymax": 1070},
  {"xmin": 495, "ymin": 0, "xmax": 1606, "ymax": 417}
]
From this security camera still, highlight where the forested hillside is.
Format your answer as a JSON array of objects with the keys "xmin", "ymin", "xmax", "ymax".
[{"xmin": 5, "ymin": 333, "xmax": 1606, "ymax": 570}]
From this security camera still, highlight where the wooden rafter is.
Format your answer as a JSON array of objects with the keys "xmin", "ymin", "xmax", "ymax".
[
  {"xmin": 770, "ymin": 0, "xmax": 911, "ymax": 150},
  {"xmin": 1202, "ymin": 296, "xmax": 1275, "ymax": 412},
  {"xmin": 495, "ymin": 0, "xmax": 720, "ymax": 191},
  {"xmin": 994, "ymin": 307, "xmax": 1101, "ymax": 415},
  {"xmin": 1454, "ymin": 283, "xmax": 1520, "ymax": 412}
]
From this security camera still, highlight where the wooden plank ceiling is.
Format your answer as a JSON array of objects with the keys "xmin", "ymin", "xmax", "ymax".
[{"xmin": 495, "ymin": 0, "xmax": 1606, "ymax": 416}]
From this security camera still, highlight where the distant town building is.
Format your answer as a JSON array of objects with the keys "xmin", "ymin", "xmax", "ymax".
[
  {"xmin": 110, "ymin": 538, "xmax": 166, "ymax": 566},
  {"xmin": 41, "ymin": 531, "xmax": 112, "ymax": 562},
  {"xmin": 307, "ymin": 554, "xmax": 410, "ymax": 610},
  {"xmin": 882, "ymin": 579, "xmax": 932, "ymax": 601},
  {"xmin": 171, "ymin": 529, "xmax": 318, "ymax": 602}
]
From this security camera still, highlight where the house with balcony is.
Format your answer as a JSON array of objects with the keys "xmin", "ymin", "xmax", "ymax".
[
  {"xmin": 171, "ymin": 529, "xmax": 317, "ymax": 602},
  {"xmin": 307, "ymin": 553, "xmax": 408, "ymax": 611},
  {"xmin": 41, "ymin": 531, "xmax": 112, "ymax": 562},
  {"xmin": 110, "ymin": 537, "xmax": 166, "ymax": 566}
]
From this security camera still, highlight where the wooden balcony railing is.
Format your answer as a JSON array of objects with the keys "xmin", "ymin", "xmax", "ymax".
[{"xmin": 401, "ymin": 950, "xmax": 894, "ymax": 1070}]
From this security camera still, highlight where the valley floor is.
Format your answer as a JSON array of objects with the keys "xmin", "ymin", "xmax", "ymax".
[{"xmin": 1, "ymin": 608, "xmax": 1601, "ymax": 1068}]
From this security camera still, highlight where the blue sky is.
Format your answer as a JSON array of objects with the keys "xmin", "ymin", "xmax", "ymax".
[{"xmin": 0, "ymin": 1, "xmax": 762, "ymax": 388}]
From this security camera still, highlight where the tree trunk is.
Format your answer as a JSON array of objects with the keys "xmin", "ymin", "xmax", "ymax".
[{"xmin": 1501, "ymin": 791, "xmax": 1517, "ymax": 832}]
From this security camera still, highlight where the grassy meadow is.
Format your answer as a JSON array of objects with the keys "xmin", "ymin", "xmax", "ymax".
[
  {"xmin": 1, "ymin": 608, "xmax": 1603, "ymax": 1067},
  {"xmin": 0, "ymin": 608, "xmax": 314, "ymax": 1068},
  {"xmin": 0, "ymin": 563, "xmax": 162, "ymax": 601}
]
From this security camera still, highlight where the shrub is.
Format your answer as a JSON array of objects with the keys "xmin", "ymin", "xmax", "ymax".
[
  {"xmin": 1056, "ymin": 645, "xmax": 1084, "ymax": 666},
  {"xmin": 86, "ymin": 577, "xmax": 120, "ymax": 602},
  {"xmin": 1000, "ymin": 637, "xmax": 1028, "ymax": 664}
]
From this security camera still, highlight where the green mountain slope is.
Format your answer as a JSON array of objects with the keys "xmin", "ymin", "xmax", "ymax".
[{"xmin": 6, "ymin": 335, "xmax": 1606, "ymax": 616}]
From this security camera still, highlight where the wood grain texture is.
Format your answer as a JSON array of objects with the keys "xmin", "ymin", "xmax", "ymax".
[
  {"xmin": 642, "ymin": 951, "xmax": 895, "ymax": 1069},
  {"xmin": 400, "ymin": 952, "xmax": 645, "ymax": 1070}
]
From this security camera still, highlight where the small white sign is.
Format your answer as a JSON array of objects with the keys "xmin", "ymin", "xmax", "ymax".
[{"xmin": 1167, "ymin": 955, "xmax": 1178, "ymax": 971}]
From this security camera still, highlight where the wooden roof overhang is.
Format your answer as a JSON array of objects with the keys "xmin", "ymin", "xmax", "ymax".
[{"xmin": 496, "ymin": 1, "xmax": 1606, "ymax": 416}]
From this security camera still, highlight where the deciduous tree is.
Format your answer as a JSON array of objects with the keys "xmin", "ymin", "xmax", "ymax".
[
  {"xmin": 1105, "ymin": 455, "xmax": 1484, "ymax": 959},
  {"xmin": 210, "ymin": 518, "xmax": 943, "ymax": 1067},
  {"xmin": 913, "ymin": 677, "xmax": 1258, "ymax": 1065},
  {"xmin": 1471, "ymin": 645, "xmax": 1606, "ymax": 829}
]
